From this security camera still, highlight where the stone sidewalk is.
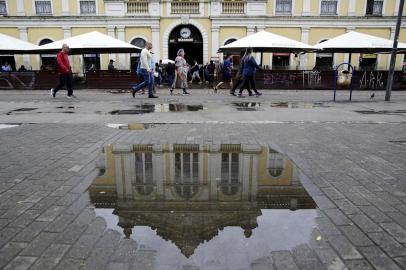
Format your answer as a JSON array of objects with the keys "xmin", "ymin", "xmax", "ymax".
[{"xmin": 0, "ymin": 90, "xmax": 405, "ymax": 269}]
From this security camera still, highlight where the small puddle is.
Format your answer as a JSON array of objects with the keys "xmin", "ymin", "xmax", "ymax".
[
  {"xmin": 109, "ymin": 104, "xmax": 205, "ymax": 115},
  {"xmin": 56, "ymin": 106, "xmax": 76, "ymax": 109},
  {"xmin": 270, "ymin": 102, "xmax": 327, "ymax": 109},
  {"xmin": 232, "ymin": 102, "xmax": 262, "ymax": 111},
  {"xmin": 6, "ymin": 108, "xmax": 38, "ymax": 115},
  {"xmin": 88, "ymin": 143, "xmax": 319, "ymax": 268},
  {"xmin": 0, "ymin": 123, "xmax": 22, "ymax": 129},
  {"xmin": 106, "ymin": 123, "xmax": 158, "ymax": 130},
  {"xmin": 355, "ymin": 110, "xmax": 406, "ymax": 115}
]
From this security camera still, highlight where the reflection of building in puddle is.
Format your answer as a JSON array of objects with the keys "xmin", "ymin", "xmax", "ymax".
[
  {"xmin": 109, "ymin": 104, "xmax": 204, "ymax": 115},
  {"xmin": 232, "ymin": 102, "xmax": 262, "ymax": 111},
  {"xmin": 89, "ymin": 143, "xmax": 316, "ymax": 260}
]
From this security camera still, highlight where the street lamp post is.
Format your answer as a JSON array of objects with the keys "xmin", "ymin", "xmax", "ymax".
[{"xmin": 385, "ymin": 0, "xmax": 405, "ymax": 101}]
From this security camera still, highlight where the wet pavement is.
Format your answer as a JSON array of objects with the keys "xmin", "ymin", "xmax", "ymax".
[{"xmin": 0, "ymin": 90, "xmax": 406, "ymax": 270}]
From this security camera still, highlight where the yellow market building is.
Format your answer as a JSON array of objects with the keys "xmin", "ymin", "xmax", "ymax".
[{"xmin": 0, "ymin": 0, "xmax": 406, "ymax": 73}]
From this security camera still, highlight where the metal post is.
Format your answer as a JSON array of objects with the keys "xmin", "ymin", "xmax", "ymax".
[
  {"xmin": 348, "ymin": 53, "xmax": 352, "ymax": 71},
  {"xmin": 260, "ymin": 51, "xmax": 263, "ymax": 66},
  {"xmin": 385, "ymin": 0, "xmax": 404, "ymax": 101}
]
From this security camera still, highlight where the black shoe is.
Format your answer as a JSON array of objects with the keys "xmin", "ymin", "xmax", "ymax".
[
  {"xmin": 183, "ymin": 89, "xmax": 190, "ymax": 95},
  {"xmin": 50, "ymin": 88, "xmax": 56, "ymax": 98},
  {"xmin": 214, "ymin": 87, "xmax": 218, "ymax": 93},
  {"xmin": 148, "ymin": 95, "xmax": 159, "ymax": 98},
  {"xmin": 132, "ymin": 87, "xmax": 139, "ymax": 98},
  {"xmin": 248, "ymin": 93, "xmax": 254, "ymax": 96},
  {"xmin": 230, "ymin": 91, "xmax": 236, "ymax": 96}
]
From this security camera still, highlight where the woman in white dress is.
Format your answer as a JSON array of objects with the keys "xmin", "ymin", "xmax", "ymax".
[{"xmin": 170, "ymin": 48, "xmax": 190, "ymax": 95}]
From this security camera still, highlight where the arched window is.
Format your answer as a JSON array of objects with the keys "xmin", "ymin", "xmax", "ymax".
[
  {"xmin": 130, "ymin": 37, "xmax": 146, "ymax": 69},
  {"xmin": 267, "ymin": 149, "xmax": 284, "ymax": 177},
  {"xmin": 39, "ymin": 38, "xmax": 55, "ymax": 71},
  {"xmin": 134, "ymin": 152, "xmax": 154, "ymax": 195},
  {"xmin": 221, "ymin": 152, "xmax": 239, "ymax": 195},
  {"xmin": 174, "ymin": 152, "xmax": 199, "ymax": 199},
  {"xmin": 315, "ymin": 39, "xmax": 333, "ymax": 70},
  {"xmin": 224, "ymin": 38, "xmax": 237, "ymax": 46}
]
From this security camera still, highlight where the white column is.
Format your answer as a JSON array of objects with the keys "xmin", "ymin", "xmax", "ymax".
[
  {"xmin": 62, "ymin": 26, "xmax": 71, "ymax": 38},
  {"xmin": 348, "ymin": 0, "xmax": 356, "ymax": 16},
  {"xmin": 117, "ymin": 26, "xmax": 127, "ymax": 69},
  {"xmin": 394, "ymin": 0, "xmax": 401, "ymax": 16},
  {"xmin": 16, "ymin": 0, "xmax": 25, "ymax": 16},
  {"xmin": 302, "ymin": 0, "xmax": 311, "ymax": 16},
  {"xmin": 151, "ymin": 26, "xmax": 160, "ymax": 61},
  {"xmin": 62, "ymin": 0, "xmax": 70, "ymax": 15},
  {"xmin": 344, "ymin": 27, "xmax": 355, "ymax": 64},
  {"xmin": 387, "ymin": 27, "xmax": 396, "ymax": 69},
  {"xmin": 211, "ymin": 26, "xmax": 220, "ymax": 60},
  {"xmin": 19, "ymin": 27, "xmax": 30, "ymax": 68},
  {"xmin": 107, "ymin": 26, "xmax": 117, "ymax": 65},
  {"xmin": 300, "ymin": 27, "xmax": 310, "ymax": 69}
]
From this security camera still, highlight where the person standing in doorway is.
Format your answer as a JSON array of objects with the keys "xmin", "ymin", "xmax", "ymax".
[
  {"xmin": 189, "ymin": 60, "xmax": 202, "ymax": 84},
  {"xmin": 131, "ymin": 41, "xmax": 158, "ymax": 98},
  {"xmin": 170, "ymin": 49, "xmax": 190, "ymax": 95},
  {"xmin": 50, "ymin": 44, "xmax": 75, "ymax": 98},
  {"xmin": 238, "ymin": 48, "xmax": 262, "ymax": 97}
]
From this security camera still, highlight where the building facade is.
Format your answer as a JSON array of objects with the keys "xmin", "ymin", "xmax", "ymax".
[{"xmin": 0, "ymin": 0, "xmax": 405, "ymax": 73}]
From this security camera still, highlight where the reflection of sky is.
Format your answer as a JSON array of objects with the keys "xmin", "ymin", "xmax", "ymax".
[{"xmin": 96, "ymin": 209, "xmax": 318, "ymax": 269}]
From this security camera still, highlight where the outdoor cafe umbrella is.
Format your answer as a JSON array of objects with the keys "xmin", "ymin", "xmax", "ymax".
[
  {"xmin": 33, "ymin": 31, "xmax": 141, "ymax": 54},
  {"xmin": 218, "ymin": 30, "xmax": 316, "ymax": 65},
  {"xmin": 0, "ymin": 33, "xmax": 40, "ymax": 54},
  {"xmin": 314, "ymin": 31, "xmax": 406, "ymax": 53},
  {"xmin": 314, "ymin": 31, "xmax": 406, "ymax": 68},
  {"xmin": 218, "ymin": 30, "xmax": 316, "ymax": 54}
]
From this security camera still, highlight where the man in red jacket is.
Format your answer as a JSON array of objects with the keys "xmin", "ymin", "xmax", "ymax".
[{"xmin": 51, "ymin": 44, "xmax": 75, "ymax": 98}]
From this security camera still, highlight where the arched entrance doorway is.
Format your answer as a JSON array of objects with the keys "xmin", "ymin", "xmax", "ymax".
[{"xmin": 168, "ymin": 24, "xmax": 203, "ymax": 65}]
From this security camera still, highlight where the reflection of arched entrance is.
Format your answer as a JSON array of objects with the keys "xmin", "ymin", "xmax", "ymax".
[
  {"xmin": 130, "ymin": 37, "xmax": 146, "ymax": 70},
  {"xmin": 168, "ymin": 24, "xmax": 203, "ymax": 65}
]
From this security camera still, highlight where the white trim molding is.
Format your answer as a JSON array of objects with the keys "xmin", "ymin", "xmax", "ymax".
[
  {"xmin": 162, "ymin": 19, "xmax": 209, "ymax": 63},
  {"xmin": 16, "ymin": 0, "xmax": 25, "ymax": 16},
  {"xmin": 302, "ymin": 0, "xmax": 311, "ymax": 16},
  {"xmin": 61, "ymin": 0, "xmax": 69, "ymax": 15},
  {"xmin": 348, "ymin": 0, "xmax": 356, "ymax": 16}
]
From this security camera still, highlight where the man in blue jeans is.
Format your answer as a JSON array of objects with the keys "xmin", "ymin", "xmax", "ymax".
[{"xmin": 131, "ymin": 41, "xmax": 158, "ymax": 98}]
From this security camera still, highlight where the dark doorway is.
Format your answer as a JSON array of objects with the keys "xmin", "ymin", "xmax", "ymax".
[
  {"xmin": 0, "ymin": 56, "xmax": 16, "ymax": 71},
  {"xmin": 168, "ymin": 24, "xmax": 203, "ymax": 65}
]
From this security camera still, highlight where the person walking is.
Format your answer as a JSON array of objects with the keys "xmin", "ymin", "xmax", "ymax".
[
  {"xmin": 230, "ymin": 50, "xmax": 250, "ymax": 96},
  {"xmin": 165, "ymin": 62, "xmax": 175, "ymax": 89},
  {"xmin": 50, "ymin": 44, "xmax": 75, "ymax": 98},
  {"xmin": 214, "ymin": 54, "xmax": 233, "ymax": 93},
  {"xmin": 170, "ymin": 49, "xmax": 189, "ymax": 95},
  {"xmin": 189, "ymin": 60, "xmax": 202, "ymax": 84},
  {"xmin": 131, "ymin": 41, "xmax": 158, "ymax": 98},
  {"xmin": 238, "ymin": 48, "xmax": 262, "ymax": 97}
]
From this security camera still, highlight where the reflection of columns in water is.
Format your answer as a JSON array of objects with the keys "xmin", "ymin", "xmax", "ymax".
[{"xmin": 114, "ymin": 145, "xmax": 135, "ymax": 199}]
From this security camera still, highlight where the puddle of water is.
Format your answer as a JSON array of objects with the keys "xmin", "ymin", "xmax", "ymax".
[
  {"xmin": 0, "ymin": 123, "xmax": 21, "ymax": 129},
  {"xmin": 389, "ymin": 140, "xmax": 406, "ymax": 146},
  {"xmin": 109, "ymin": 104, "xmax": 205, "ymax": 115},
  {"xmin": 232, "ymin": 102, "xmax": 262, "ymax": 111},
  {"xmin": 56, "ymin": 106, "xmax": 76, "ymax": 109},
  {"xmin": 270, "ymin": 102, "xmax": 322, "ymax": 109},
  {"xmin": 88, "ymin": 143, "xmax": 318, "ymax": 269},
  {"xmin": 355, "ymin": 110, "xmax": 406, "ymax": 115},
  {"xmin": 12, "ymin": 108, "xmax": 37, "ymax": 112}
]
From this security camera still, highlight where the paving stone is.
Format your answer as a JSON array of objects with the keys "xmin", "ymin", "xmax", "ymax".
[
  {"xmin": 334, "ymin": 199, "xmax": 360, "ymax": 215},
  {"xmin": 368, "ymin": 231, "xmax": 406, "ymax": 258},
  {"xmin": 386, "ymin": 211, "xmax": 406, "ymax": 229},
  {"xmin": 0, "ymin": 242, "xmax": 28, "ymax": 269},
  {"xmin": 12, "ymin": 221, "xmax": 48, "ymax": 243},
  {"xmin": 359, "ymin": 246, "xmax": 402, "ymax": 270},
  {"xmin": 0, "ymin": 227, "xmax": 21, "ymax": 248},
  {"xmin": 327, "ymin": 235, "xmax": 363, "ymax": 260},
  {"xmin": 36, "ymin": 205, "xmax": 65, "ymax": 222},
  {"xmin": 28, "ymin": 244, "xmax": 70, "ymax": 270},
  {"xmin": 339, "ymin": 225, "xmax": 374, "ymax": 247},
  {"xmin": 312, "ymin": 247, "xmax": 346, "ymax": 270},
  {"xmin": 7, "ymin": 209, "xmax": 42, "ymax": 229},
  {"xmin": 54, "ymin": 258, "xmax": 85, "ymax": 270},
  {"xmin": 250, "ymin": 257, "xmax": 274, "ymax": 270},
  {"xmin": 108, "ymin": 262, "xmax": 130, "ymax": 270},
  {"xmin": 348, "ymin": 214, "xmax": 383, "ymax": 233},
  {"xmin": 271, "ymin": 251, "xmax": 300, "ymax": 270},
  {"xmin": 345, "ymin": 259, "xmax": 374, "ymax": 270},
  {"xmin": 110, "ymin": 238, "xmax": 138, "ymax": 262},
  {"xmin": 380, "ymin": 223, "xmax": 406, "ymax": 244},
  {"xmin": 20, "ymin": 232, "xmax": 58, "ymax": 257},
  {"xmin": 2, "ymin": 256, "xmax": 37, "ymax": 270},
  {"xmin": 130, "ymin": 248, "xmax": 157, "ymax": 270},
  {"xmin": 66, "ymin": 233, "xmax": 103, "ymax": 259},
  {"xmin": 315, "ymin": 217, "xmax": 342, "ymax": 236},
  {"xmin": 394, "ymin": 257, "xmax": 406, "ymax": 269},
  {"xmin": 324, "ymin": 209, "xmax": 352, "ymax": 226},
  {"xmin": 359, "ymin": 206, "xmax": 392, "ymax": 223},
  {"xmin": 311, "ymin": 195, "xmax": 336, "ymax": 210}
]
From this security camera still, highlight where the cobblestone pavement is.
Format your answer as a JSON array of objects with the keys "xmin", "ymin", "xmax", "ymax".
[{"xmin": 0, "ymin": 90, "xmax": 405, "ymax": 270}]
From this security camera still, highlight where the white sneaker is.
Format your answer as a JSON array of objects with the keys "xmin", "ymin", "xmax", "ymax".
[
  {"xmin": 50, "ymin": 88, "xmax": 55, "ymax": 98},
  {"xmin": 67, "ymin": 94, "xmax": 77, "ymax": 99}
]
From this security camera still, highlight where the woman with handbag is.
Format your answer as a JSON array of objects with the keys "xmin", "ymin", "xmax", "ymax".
[{"xmin": 170, "ymin": 49, "xmax": 190, "ymax": 95}]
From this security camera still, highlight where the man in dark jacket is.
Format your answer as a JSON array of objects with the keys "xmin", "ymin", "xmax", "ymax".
[{"xmin": 51, "ymin": 44, "xmax": 74, "ymax": 98}]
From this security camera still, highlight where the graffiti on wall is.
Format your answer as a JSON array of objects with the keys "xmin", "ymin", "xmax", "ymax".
[
  {"xmin": 263, "ymin": 72, "xmax": 302, "ymax": 86},
  {"xmin": 302, "ymin": 71, "xmax": 322, "ymax": 88},
  {"xmin": 359, "ymin": 71, "xmax": 384, "ymax": 89}
]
